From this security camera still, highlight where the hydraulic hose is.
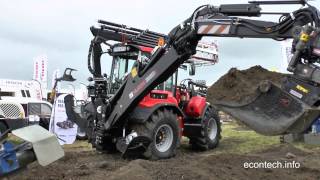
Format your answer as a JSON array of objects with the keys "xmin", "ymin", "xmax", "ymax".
[{"xmin": 88, "ymin": 40, "xmax": 95, "ymax": 75}]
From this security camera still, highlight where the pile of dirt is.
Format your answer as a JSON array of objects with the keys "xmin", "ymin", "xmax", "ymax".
[
  {"xmin": 108, "ymin": 159, "xmax": 152, "ymax": 180},
  {"xmin": 207, "ymin": 66, "xmax": 286, "ymax": 104}
]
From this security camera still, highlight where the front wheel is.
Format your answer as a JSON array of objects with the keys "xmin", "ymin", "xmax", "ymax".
[
  {"xmin": 131, "ymin": 109, "xmax": 180, "ymax": 160},
  {"xmin": 190, "ymin": 107, "xmax": 221, "ymax": 151}
]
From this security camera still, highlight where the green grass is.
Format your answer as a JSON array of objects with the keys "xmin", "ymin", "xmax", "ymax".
[
  {"xmin": 6, "ymin": 134, "xmax": 24, "ymax": 145},
  {"xmin": 209, "ymin": 122, "xmax": 320, "ymax": 155},
  {"xmin": 292, "ymin": 142, "xmax": 320, "ymax": 152},
  {"xmin": 213, "ymin": 122, "xmax": 280, "ymax": 154},
  {"xmin": 63, "ymin": 140, "xmax": 92, "ymax": 151}
]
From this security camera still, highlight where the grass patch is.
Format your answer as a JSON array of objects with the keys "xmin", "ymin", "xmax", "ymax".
[
  {"xmin": 292, "ymin": 142, "xmax": 320, "ymax": 153},
  {"xmin": 6, "ymin": 134, "xmax": 24, "ymax": 145},
  {"xmin": 214, "ymin": 122, "xmax": 280, "ymax": 154},
  {"xmin": 63, "ymin": 141, "xmax": 92, "ymax": 150}
]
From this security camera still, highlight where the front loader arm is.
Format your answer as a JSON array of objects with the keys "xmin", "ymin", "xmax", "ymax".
[{"xmin": 102, "ymin": 3, "xmax": 320, "ymax": 131}]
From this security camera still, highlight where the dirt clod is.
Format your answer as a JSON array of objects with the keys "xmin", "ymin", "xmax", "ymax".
[
  {"xmin": 207, "ymin": 66, "xmax": 286, "ymax": 104},
  {"xmin": 286, "ymin": 152, "xmax": 297, "ymax": 159}
]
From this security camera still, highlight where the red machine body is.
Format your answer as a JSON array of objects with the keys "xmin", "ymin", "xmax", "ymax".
[
  {"xmin": 138, "ymin": 90, "xmax": 178, "ymax": 108},
  {"xmin": 184, "ymin": 96, "xmax": 207, "ymax": 118}
]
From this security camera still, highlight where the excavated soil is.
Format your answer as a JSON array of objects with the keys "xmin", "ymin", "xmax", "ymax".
[
  {"xmin": 207, "ymin": 66, "xmax": 286, "ymax": 104},
  {"xmin": 7, "ymin": 144, "xmax": 320, "ymax": 180}
]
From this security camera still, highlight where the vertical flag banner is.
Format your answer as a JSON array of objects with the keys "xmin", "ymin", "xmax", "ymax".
[
  {"xmin": 33, "ymin": 54, "xmax": 48, "ymax": 99},
  {"xmin": 51, "ymin": 69, "xmax": 61, "ymax": 92},
  {"xmin": 33, "ymin": 59, "xmax": 40, "ymax": 81}
]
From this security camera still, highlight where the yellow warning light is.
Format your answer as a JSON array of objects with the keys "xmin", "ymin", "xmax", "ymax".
[
  {"xmin": 131, "ymin": 67, "xmax": 138, "ymax": 78},
  {"xmin": 300, "ymin": 33, "xmax": 310, "ymax": 42},
  {"xmin": 158, "ymin": 37, "xmax": 165, "ymax": 46}
]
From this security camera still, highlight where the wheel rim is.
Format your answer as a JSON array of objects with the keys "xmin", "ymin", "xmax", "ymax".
[
  {"xmin": 155, "ymin": 124, "xmax": 174, "ymax": 153},
  {"xmin": 207, "ymin": 118, "xmax": 218, "ymax": 140}
]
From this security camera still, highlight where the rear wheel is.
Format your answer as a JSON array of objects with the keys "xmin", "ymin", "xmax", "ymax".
[
  {"xmin": 131, "ymin": 109, "xmax": 180, "ymax": 160},
  {"xmin": 190, "ymin": 107, "xmax": 221, "ymax": 151}
]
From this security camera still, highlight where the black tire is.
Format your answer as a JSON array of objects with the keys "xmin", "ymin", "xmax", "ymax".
[
  {"xmin": 190, "ymin": 106, "xmax": 221, "ymax": 151},
  {"xmin": 131, "ymin": 109, "xmax": 180, "ymax": 160}
]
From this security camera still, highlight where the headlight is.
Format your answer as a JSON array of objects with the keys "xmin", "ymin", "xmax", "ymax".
[{"xmin": 97, "ymin": 106, "xmax": 102, "ymax": 114}]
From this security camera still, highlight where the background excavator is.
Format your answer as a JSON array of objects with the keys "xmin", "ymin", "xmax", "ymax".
[{"xmin": 84, "ymin": 0, "xmax": 320, "ymax": 159}]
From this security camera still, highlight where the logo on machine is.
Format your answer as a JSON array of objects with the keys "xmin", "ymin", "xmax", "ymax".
[
  {"xmin": 313, "ymin": 48, "xmax": 320, "ymax": 56},
  {"xmin": 145, "ymin": 71, "xmax": 156, "ymax": 83},
  {"xmin": 289, "ymin": 89, "xmax": 303, "ymax": 99},
  {"xmin": 128, "ymin": 70, "xmax": 157, "ymax": 99},
  {"xmin": 279, "ymin": 97, "xmax": 290, "ymax": 107},
  {"xmin": 296, "ymin": 85, "xmax": 309, "ymax": 94},
  {"xmin": 131, "ymin": 67, "xmax": 138, "ymax": 78}
]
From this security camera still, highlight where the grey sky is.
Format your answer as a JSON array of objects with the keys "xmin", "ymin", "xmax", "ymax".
[{"xmin": 0, "ymin": 0, "xmax": 319, "ymax": 88}]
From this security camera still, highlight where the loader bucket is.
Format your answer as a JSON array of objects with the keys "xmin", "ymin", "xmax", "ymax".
[{"xmin": 213, "ymin": 81, "xmax": 320, "ymax": 135}]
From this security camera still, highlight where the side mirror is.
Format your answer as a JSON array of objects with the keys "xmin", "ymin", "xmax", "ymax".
[{"xmin": 189, "ymin": 63, "xmax": 196, "ymax": 76}]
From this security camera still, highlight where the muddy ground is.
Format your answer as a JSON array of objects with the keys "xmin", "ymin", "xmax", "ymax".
[
  {"xmin": 8, "ymin": 139, "xmax": 320, "ymax": 180},
  {"xmin": 6, "ymin": 66, "xmax": 320, "ymax": 180},
  {"xmin": 207, "ymin": 66, "xmax": 285, "ymax": 104}
]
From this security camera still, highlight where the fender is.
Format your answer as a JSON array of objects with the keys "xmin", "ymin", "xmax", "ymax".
[
  {"xmin": 185, "ymin": 96, "xmax": 207, "ymax": 118},
  {"xmin": 129, "ymin": 104, "xmax": 184, "ymax": 124},
  {"xmin": 183, "ymin": 103, "xmax": 215, "ymax": 137}
]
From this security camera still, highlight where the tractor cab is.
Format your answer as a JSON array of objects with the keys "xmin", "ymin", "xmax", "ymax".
[
  {"xmin": 106, "ymin": 42, "xmax": 216, "ymax": 119},
  {"xmin": 107, "ymin": 44, "xmax": 176, "ymax": 96},
  {"xmin": 106, "ymin": 41, "xmax": 219, "ymax": 104},
  {"xmin": 107, "ymin": 44, "xmax": 151, "ymax": 94}
]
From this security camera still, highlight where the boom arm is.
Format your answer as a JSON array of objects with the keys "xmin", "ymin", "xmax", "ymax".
[
  {"xmin": 90, "ymin": 20, "xmax": 166, "ymax": 48},
  {"xmin": 89, "ymin": 3, "xmax": 320, "ymax": 134}
]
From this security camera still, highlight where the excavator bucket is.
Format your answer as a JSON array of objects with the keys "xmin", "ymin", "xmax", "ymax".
[{"xmin": 213, "ymin": 81, "xmax": 320, "ymax": 135}]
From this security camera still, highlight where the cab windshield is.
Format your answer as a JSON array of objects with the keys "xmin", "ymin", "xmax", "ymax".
[
  {"xmin": 109, "ymin": 56, "xmax": 135, "ymax": 94},
  {"xmin": 111, "ymin": 56, "xmax": 135, "ymax": 82},
  {"xmin": 109, "ymin": 50, "xmax": 175, "ymax": 94}
]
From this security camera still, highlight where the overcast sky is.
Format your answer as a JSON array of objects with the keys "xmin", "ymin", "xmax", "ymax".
[{"xmin": 0, "ymin": 0, "xmax": 319, "ymax": 88}]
